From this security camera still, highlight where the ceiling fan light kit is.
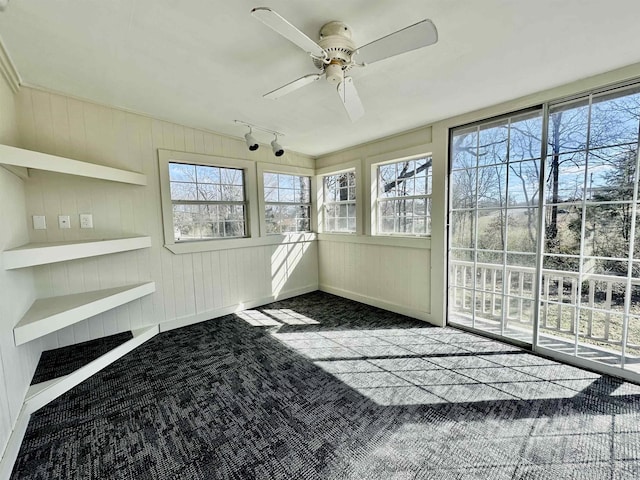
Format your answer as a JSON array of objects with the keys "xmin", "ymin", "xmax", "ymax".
[{"xmin": 250, "ymin": 7, "xmax": 438, "ymax": 122}]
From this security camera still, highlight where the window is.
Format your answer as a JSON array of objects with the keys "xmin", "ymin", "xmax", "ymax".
[
  {"xmin": 169, "ymin": 162, "xmax": 247, "ymax": 241},
  {"xmin": 323, "ymin": 171, "xmax": 356, "ymax": 233},
  {"xmin": 263, "ymin": 172, "xmax": 311, "ymax": 233},
  {"xmin": 377, "ymin": 157, "xmax": 432, "ymax": 236}
]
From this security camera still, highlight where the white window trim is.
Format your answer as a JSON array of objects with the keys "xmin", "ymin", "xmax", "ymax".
[
  {"xmin": 256, "ymin": 163, "xmax": 316, "ymax": 237},
  {"xmin": 158, "ymin": 149, "xmax": 261, "ymax": 253},
  {"xmin": 315, "ymin": 159, "xmax": 362, "ymax": 235},
  {"xmin": 368, "ymin": 146, "xmax": 433, "ymax": 238}
]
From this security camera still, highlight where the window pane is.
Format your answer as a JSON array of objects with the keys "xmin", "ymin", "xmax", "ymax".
[
  {"xmin": 508, "ymin": 160, "xmax": 539, "ymax": 207},
  {"xmin": 170, "ymin": 181, "xmax": 197, "ymax": 201},
  {"xmin": 477, "ymin": 209, "xmax": 505, "ymax": 250},
  {"xmin": 506, "ymin": 208, "xmax": 537, "ymax": 253},
  {"xmin": 583, "ymin": 203, "xmax": 632, "ymax": 259},
  {"xmin": 278, "ymin": 188, "xmax": 295, "ymax": 202},
  {"xmin": 451, "ymin": 169, "xmax": 476, "ymax": 209},
  {"xmin": 544, "ymin": 204, "xmax": 581, "ymax": 255},
  {"xmin": 221, "ymin": 185, "xmax": 244, "ymax": 202},
  {"xmin": 196, "ymin": 165, "xmax": 219, "ymax": 184},
  {"xmin": 299, "ymin": 177, "xmax": 311, "ymax": 203},
  {"xmin": 590, "ymin": 87, "xmax": 640, "ymax": 148},
  {"xmin": 509, "ymin": 111, "xmax": 543, "ymax": 161},
  {"xmin": 197, "ymin": 184, "xmax": 220, "ymax": 201},
  {"xmin": 169, "ymin": 163, "xmax": 195, "ymax": 182},
  {"xmin": 450, "ymin": 210, "xmax": 475, "ymax": 249},
  {"xmin": 173, "ymin": 204, "xmax": 199, "ymax": 241},
  {"xmin": 478, "ymin": 120, "xmax": 508, "ymax": 166},
  {"xmin": 477, "ymin": 165, "xmax": 506, "ymax": 208},
  {"xmin": 545, "ymin": 152, "xmax": 586, "ymax": 204},
  {"xmin": 587, "ymin": 146, "xmax": 638, "ymax": 201},
  {"xmin": 278, "ymin": 174, "xmax": 294, "ymax": 189},
  {"xmin": 379, "ymin": 158, "xmax": 432, "ymax": 199},
  {"xmin": 263, "ymin": 172, "xmax": 312, "ymax": 234},
  {"xmin": 266, "ymin": 204, "xmax": 311, "ymax": 234},
  {"xmin": 376, "ymin": 157, "xmax": 431, "ymax": 236},
  {"xmin": 170, "ymin": 162, "xmax": 246, "ymax": 241},
  {"xmin": 324, "ymin": 171, "xmax": 356, "ymax": 233},
  {"xmin": 324, "ymin": 172, "xmax": 355, "ymax": 202},
  {"xmin": 548, "ymin": 98, "xmax": 590, "ymax": 154}
]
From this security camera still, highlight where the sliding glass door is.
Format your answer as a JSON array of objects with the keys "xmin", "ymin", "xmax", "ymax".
[
  {"xmin": 447, "ymin": 82, "xmax": 640, "ymax": 379},
  {"xmin": 540, "ymin": 85, "xmax": 640, "ymax": 373},
  {"xmin": 449, "ymin": 110, "xmax": 542, "ymax": 345}
]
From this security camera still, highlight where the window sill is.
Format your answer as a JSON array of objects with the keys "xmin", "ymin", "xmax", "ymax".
[
  {"xmin": 317, "ymin": 233, "xmax": 430, "ymax": 249},
  {"xmin": 164, "ymin": 233, "xmax": 317, "ymax": 254}
]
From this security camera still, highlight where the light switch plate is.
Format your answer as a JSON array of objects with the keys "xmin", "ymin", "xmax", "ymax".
[
  {"xmin": 80, "ymin": 213, "xmax": 93, "ymax": 229},
  {"xmin": 58, "ymin": 215, "xmax": 71, "ymax": 229},
  {"xmin": 32, "ymin": 215, "xmax": 46, "ymax": 230}
]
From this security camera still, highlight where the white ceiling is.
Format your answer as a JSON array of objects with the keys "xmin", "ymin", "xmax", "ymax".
[{"xmin": 2, "ymin": 0, "xmax": 640, "ymax": 157}]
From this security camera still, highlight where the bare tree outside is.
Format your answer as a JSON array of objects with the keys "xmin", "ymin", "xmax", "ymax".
[
  {"xmin": 264, "ymin": 172, "xmax": 311, "ymax": 234},
  {"xmin": 169, "ymin": 163, "xmax": 246, "ymax": 240},
  {"xmin": 449, "ymin": 84, "xmax": 640, "ymax": 369},
  {"xmin": 324, "ymin": 172, "xmax": 356, "ymax": 232},
  {"xmin": 377, "ymin": 157, "xmax": 432, "ymax": 235}
]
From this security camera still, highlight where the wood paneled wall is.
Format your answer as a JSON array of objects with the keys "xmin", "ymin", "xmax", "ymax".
[
  {"xmin": 318, "ymin": 239, "xmax": 430, "ymax": 320},
  {"xmin": 315, "ymin": 127, "xmax": 437, "ymax": 325},
  {"xmin": 0, "ymin": 79, "xmax": 40, "ymax": 458},
  {"xmin": 15, "ymin": 86, "xmax": 318, "ymax": 350}
]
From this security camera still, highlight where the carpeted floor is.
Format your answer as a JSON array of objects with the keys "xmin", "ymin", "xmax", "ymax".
[
  {"xmin": 31, "ymin": 332, "xmax": 133, "ymax": 385},
  {"xmin": 12, "ymin": 292, "xmax": 640, "ymax": 479}
]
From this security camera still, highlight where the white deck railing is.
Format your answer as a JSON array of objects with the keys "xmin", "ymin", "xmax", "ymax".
[{"xmin": 450, "ymin": 260, "xmax": 639, "ymax": 347}]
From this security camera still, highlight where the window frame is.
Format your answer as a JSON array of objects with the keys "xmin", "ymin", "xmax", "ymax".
[
  {"xmin": 315, "ymin": 160, "xmax": 362, "ymax": 235},
  {"xmin": 371, "ymin": 153, "xmax": 433, "ymax": 237},
  {"xmin": 256, "ymin": 163, "xmax": 316, "ymax": 236},
  {"xmin": 322, "ymin": 171, "xmax": 357, "ymax": 234},
  {"xmin": 158, "ymin": 149, "xmax": 259, "ymax": 253}
]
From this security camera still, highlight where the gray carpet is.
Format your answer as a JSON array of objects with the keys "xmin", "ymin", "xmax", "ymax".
[
  {"xmin": 12, "ymin": 292, "xmax": 640, "ymax": 479},
  {"xmin": 31, "ymin": 332, "xmax": 133, "ymax": 385}
]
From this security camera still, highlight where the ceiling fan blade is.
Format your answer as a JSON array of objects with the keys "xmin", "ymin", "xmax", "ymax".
[
  {"xmin": 337, "ymin": 77, "xmax": 364, "ymax": 122},
  {"xmin": 251, "ymin": 7, "xmax": 326, "ymax": 59},
  {"xmin": 355, "ymin": 19, "xmax": 438, "ymax": 64},
  {"xmin": 264, "ymin": 73, "xmax": 323, "ymax": 100}
]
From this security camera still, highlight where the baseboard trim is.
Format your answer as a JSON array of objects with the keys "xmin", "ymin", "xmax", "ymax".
[
  {"xmin": 160, "ymin": 285, "xmax": 319, "ymax": 332},
  {"xmin": 0, "ymin": 407, "xmax": 30, "ymax": 480},
  {"xmin": 318, "ymin": 284, "xmax": 438, "ymax": 325}
]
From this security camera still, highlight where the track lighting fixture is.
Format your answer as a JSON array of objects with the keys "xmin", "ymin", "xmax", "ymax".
[
  {"xmin": 234, "ymin": 120, "xmax": 285, "ymax": 157},
  {"xmin": 244, "ymin": 128, "xmax": 259, "ymax": 151},
  {"xmin": 271, "ymin": 135, "xmax": 284, "ymax": 157}
]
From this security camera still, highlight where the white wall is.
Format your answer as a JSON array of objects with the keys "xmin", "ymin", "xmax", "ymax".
[
  {"xmin": 15, "ymin": 87, "xmax": 318, "ymax": 349},
  {"xmin": 315, "ymin": 127, "xmax": 441, "ymax": 324},
  {"xmin": 0, "ymin": 74, "xmax": 40, "ymax": 456},
  {"xmin": 316, "ymin": 62, "xmax": 640, "ymax": 329}
]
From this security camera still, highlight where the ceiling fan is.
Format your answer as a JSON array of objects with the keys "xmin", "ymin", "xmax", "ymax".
[{"xmin": 251, "ymin": 7, "xmax": 438, "ymax": 122}]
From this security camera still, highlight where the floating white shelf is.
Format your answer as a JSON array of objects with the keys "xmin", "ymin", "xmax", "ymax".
[
  {"xmin": 14, "ymin": 282, "xmax": 156, "ymax": 345},
  {"xmin": 2, "ymin": 236, "xmax": 152, "ymax": 270},
  {"xmin": 0, "ymin": 144, "xmax": 147, "ymax": 185},
  {"xmin": 24, "ymin": 326, "xmax": 159, "ymax": 413}
]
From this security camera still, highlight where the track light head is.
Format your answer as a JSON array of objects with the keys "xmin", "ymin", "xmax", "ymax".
[
  {"xmin": 271, "ymin": 136, "xmax": 284, "ymax": 157},
  {"xmin": 244, "ymin": 130, "xmax": 259, "ymax": 151}
]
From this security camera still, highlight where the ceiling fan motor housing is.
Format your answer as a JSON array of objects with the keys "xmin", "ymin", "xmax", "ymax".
[{"xmin": 314, "ymin": 21, "xmax": 355, "ymax": 83}]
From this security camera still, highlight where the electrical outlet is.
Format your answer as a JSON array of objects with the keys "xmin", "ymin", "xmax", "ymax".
[
  {"xmin": 32, "ymin": 215, "xmax": 47, "ymax": 230},
  {"xmin": 80, "ymin": 213, "xmax": 93, "ymax": 229},
  {"xmin": 58, "ymin": 215, "xmax": 71, "ymax": 229}
]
